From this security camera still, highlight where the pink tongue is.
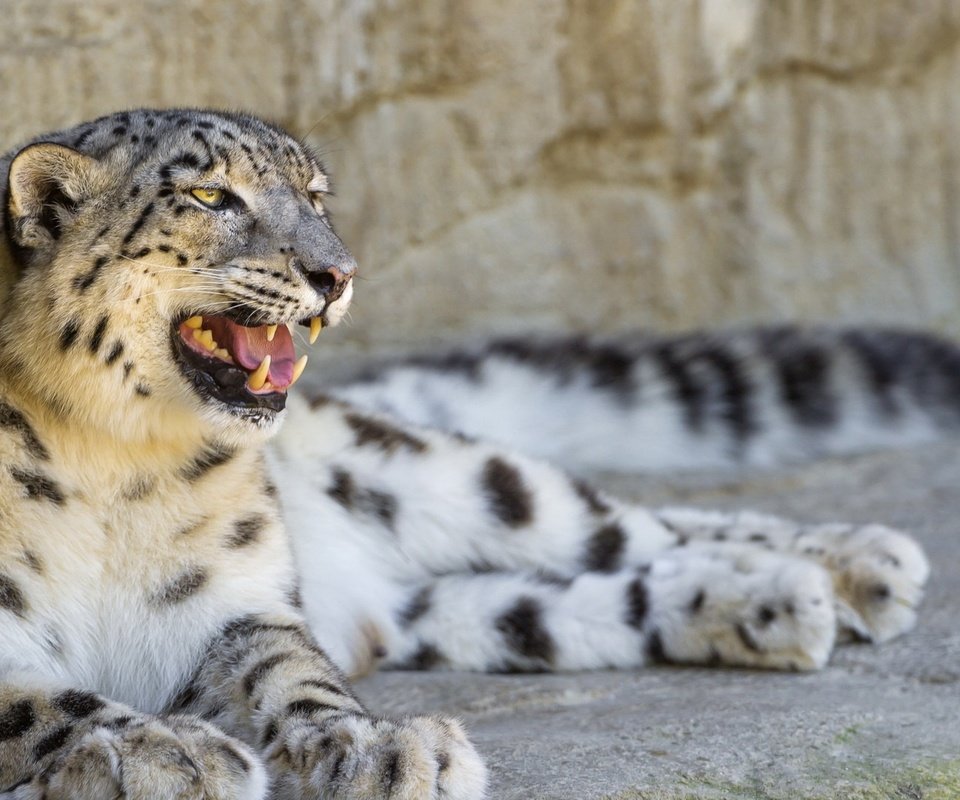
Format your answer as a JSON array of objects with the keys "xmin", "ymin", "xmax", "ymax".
[{"xmin": 227, "ymin": 322, "xmax": 295, "ymax": 388}]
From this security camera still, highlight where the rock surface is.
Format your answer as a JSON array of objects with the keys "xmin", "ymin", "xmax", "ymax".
[
  {"xmin": 358, "ymin": 441, "xmax": 960, "ymax": 799},
  {"xmin": 3, "ymin": 1, "xmax": 960, "ymax": 355}
]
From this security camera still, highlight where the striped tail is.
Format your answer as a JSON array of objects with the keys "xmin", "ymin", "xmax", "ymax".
[{"xmin": 329, "ymin": 326, "xmax": 960, "ymax": 472}]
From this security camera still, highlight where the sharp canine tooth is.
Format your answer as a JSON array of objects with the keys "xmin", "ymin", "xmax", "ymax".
[
  {"xmin": 199, "ymin": 329, "xmax": 216, "ymax": 351},
  {"xmin": 247, "ymin": 355, "xmax": 271, "ymax": 391},
  {"xmin": 309, "ymin": 318, "xmax": 322, "ymax": 344},
  {"xmin": 266, "ymin": 324, "xmax": 278, "ymax": 342},
  {"xmin": 291, "ymin": 354, "xmax": 308, "ymax": 385},
  {"xmin": 184, "ymin": 316, "xmax": 203, "ymax": 329}
]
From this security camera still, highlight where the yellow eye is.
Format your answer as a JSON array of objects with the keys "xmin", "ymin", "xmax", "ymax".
[{"xmin": 190, "ymin": 187, "xmax": 225, "ymax": 208}]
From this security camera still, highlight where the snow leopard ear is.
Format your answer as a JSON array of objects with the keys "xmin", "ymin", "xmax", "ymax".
[{"xmin": 5, "ymin": 142, "xmax": 104, "ymax": 263}]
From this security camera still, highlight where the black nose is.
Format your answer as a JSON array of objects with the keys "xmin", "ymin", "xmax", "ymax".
[
  {"xmin": 293, "ymin": 258, "xmax": 355, "ymax": 301},
  {"xmin": 307, "ymin": 270, "xmax": 338, "ymax": 296}
]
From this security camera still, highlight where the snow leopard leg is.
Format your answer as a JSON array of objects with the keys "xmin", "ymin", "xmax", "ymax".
[
  {"xmin": 385, "ymin": 545, "xmax": 837, "ymax": 672},
  {"xmin": 165, "ymin": 612, "xmax": 486, "ymax": 800}
]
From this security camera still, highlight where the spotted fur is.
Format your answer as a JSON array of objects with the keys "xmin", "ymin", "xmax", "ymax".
[{"xmin": 0, "ymin": 108, "xmax": 938, "ymax": 799}]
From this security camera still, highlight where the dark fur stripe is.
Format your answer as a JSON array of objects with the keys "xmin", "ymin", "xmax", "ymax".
[
  {"xmin": 298, "ymin": 678, "xmax": 347, "ymax": 695},
  {"xmin": 88, "ymin": 315, "xmax": 109, "ymax": 354},
  {"xmin": 228, "ymin": 514, "xmax": 266, "ymax": 548},
  {"xmin": 243, "ymin": 652, "xmax": 293, "ymax": 696},
  {"xmin": 33, "ymin": 724, "xmax": 73, "ymax": 760},
  {"xmin": 0, "ymin": 402, "xmax": 48, "ymax": 460},
  {"xmin": 495, "ymin": 597, "xmax": 555, "ymax": 667},
  {"xmin": 625, "ymin": 575, "xmax": 649, "ymax": 630},
  {"xmin": 583, "ymin": 523, "xmax": 626, "ymax": 572},
  {"xmin": 121, "ymin": 201, "xmax": 155, "ymax": 246},
  {"xmin": 58, "ymin": 320, "xmax": 81, "ymax": 351},
  {"xmin": 344, "ymin": 413, "xmax": 428, "ymax": 454},
  {"xmin": 180, "ymin": 444, "xmax": 236, "ymax": 481},
  {"xmin": 760, "ymin": 330, "xmax": 837, "ymax": 427},
  {"xmin": 104, "ymin": 341, "xmax": 125, "ymax": 365},
  {"xmin": 73, "ymin": 255, "xmax": 109, "ymax": 293},
  {"xmin": 285, "ymin": 698, "xmax": 341, "ymax": 717},
  {"xmin": 153, "ymin": 567, "xmax": 208, "ymax": 605},
  {"xmin": 482, "ymin": 457, "xmax": 533, "ymax": 528},
  {"xmin": 0, "ymin": 700, "xmax": 35, "ymax": 740},
  {"xmin": 51, "ymin": 690, "xmax": 105, "ymax": 719},
  {"xmin": 9, "ymin": 467, "xmax": 65, "ymax": 505}
]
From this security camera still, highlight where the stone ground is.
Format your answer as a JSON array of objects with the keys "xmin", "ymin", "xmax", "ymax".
[{"xmin": 355, "ymin": 442, "xmax": 960, "ymax": 799}]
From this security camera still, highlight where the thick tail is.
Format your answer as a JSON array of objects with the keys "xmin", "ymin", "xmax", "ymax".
[{"xmin": 330, "ymin": 326, "xmax": 960, "ymax": 472}]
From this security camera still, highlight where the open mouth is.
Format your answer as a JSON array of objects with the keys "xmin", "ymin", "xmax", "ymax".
[{"xmin": 172, "ymin": 315, "xmax": 322, "ymax": 414}]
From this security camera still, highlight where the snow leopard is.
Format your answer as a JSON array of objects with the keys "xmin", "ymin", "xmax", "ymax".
[{"xmin": 0, "ymin": 108, "xmax": 948, "ymax": 799}]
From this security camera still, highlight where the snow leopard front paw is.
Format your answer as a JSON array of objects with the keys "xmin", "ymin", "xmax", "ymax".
[
  {"xmin": 797, "ymin": 523, "xmax": 930, "ymax": 644},
  {"xmin": 31, "ymin": 715, "xmax": 267, "ymax": 800},
  {"xmin": 267, "ymin": 713, "xmax": 487, "ymax": 800}
]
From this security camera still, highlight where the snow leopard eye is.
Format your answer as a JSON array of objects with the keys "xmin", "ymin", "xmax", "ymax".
[{"xmin": 190, "ymin": 187, "xmax": 225, "ymax": 208}]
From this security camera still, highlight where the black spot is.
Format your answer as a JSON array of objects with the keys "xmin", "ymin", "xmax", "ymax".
[
  {"xmin": 243, "ymin": 652, "xmax": 293, "ymax": 696},
  {"xmin": 571, "ymin": 477, "xmax": 611, "ymax": 515},
  {"xmin": 228, "ymin": 514, "xmax": 266, "ymax": 548},
  {"xmin": 180, "ymin": 443, "xmax": 236, "ymax": 481},
  {"xmin": 689, "ymin": 590, "xmax": 706, "ymax": 613},
  {"xmin": 583, "ymin": 523, "xmax": 626, "ymax": 572},
  {"xmin": 748, "ymin": 532, "xmax": 768, "ymax": 543},
  {"xmin": 380, "ymin": 750, "xmax": 402, "ymax": 792},
  {"xmin": 344, "ymin": 413, "xmax": 428, "ymax": 454},
  {"xmin": 0, "ymin": 700, "xmax": 35, "ymax": 740},
  {"xmin": 103, "ymin": 715, "xmax": 134, "ymax": 730},
  {"xmin": 625, "ymin": 576, "xmax": 649, "ymax": 630},
  {"xmin": 482, "ymin": 457, "xmax": 533, "ymax": 528},
  {"xmin": 153, "ymin": 567, "xmax": 209, "ymax": 605},
  {"xmin": 112, "ymin": 125, "xmax": 127, "ymax": 136},
  {"xmin": 33, "ymin": 724, "xmax": 73, "ymax": 760},
  {"xmin": 327, "ymin": 468, "xmax": 354, "ymax": 508},
  {"xmin": 104, "ymin": 341, "xmax": 125, "ymax": 365},
  {"xmin": 134, "ymin": 383, "xmax": 152, "ymax": 397},
  {"xmin": 757, "ymin": 605, "xmax": 777, "ymax": 625},
  {"xmin": 398, "ymin": 587, "xmax": 432, "ymax": 627},
  {"xmin": 131, "ymin": 246, "xmax": 152, "ymax": 259},
  {"xmin": 9, "ymin": 467, "xmax": 65, "ymax": 505},
  {"xmin": 123, "ymin": 361, "xmax": 135, "ymax": 378},
  {"xmin": 59, "ymin": 320, "xmax": 81, "ymax": 351},
  {"xmin": 393, "ymin": 642, "xmax": 444, "ymax": 671},
  {"xmin": 645, "ymin": 630, "xmax": 667, "ymax": 663},
  {"xmin": 88, "ymin": 315, "xmax": 109, "ymax": 354},
  {"xmin": 129, "ymin": 186, "xmax": 140, "ymax": 198},
  {"xmin": 495, "ymin": 597, "xmax": 555, "ymax": 667},
  {"xmin": 0, "ymin": 401, "xmax": 48, "ymax": 460},
  {"xmin": 51, "ymin": 690, "xmax": 105, "ymax": 719},
  {"xmin": 871, "ymin": 584, "xmax": 892, "ymax": 601}
]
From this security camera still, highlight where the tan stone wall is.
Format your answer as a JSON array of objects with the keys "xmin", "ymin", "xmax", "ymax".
[{"xmin": 3, "ymin": 0, "xmax": 960, "ymax": 356}]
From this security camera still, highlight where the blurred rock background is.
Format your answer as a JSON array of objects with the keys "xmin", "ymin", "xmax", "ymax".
[{"xmin": 3, "ymin": 0, "xmax": 960, "ymax": 359}]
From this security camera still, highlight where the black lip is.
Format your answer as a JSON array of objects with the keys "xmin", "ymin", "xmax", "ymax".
[{"xmin": 171, "ymin": 324, "xmax": 287, "ymax": 414}]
